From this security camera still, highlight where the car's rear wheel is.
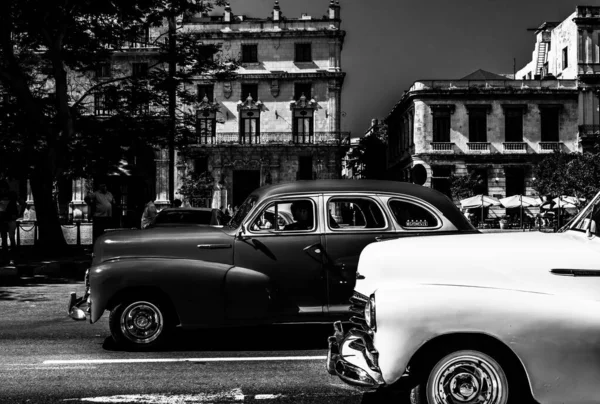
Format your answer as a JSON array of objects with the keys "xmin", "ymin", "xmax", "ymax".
[
  {"xmin": 109, "ymin": 297, "xmax": 171, "ymax": 350},
  {"xmin": 410, "ymin": 350, "xmax": 510, "ymax": 404}
]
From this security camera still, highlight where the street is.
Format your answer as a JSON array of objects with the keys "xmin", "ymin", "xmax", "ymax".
[{"xmin": 0, "ymin": 278, "xmax": 401, "ymax": 404}]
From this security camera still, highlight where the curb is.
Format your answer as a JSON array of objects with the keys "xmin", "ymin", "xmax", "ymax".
[{"xmin": 0, "ymin": 258, "xmax": 90, "ymax": 282}]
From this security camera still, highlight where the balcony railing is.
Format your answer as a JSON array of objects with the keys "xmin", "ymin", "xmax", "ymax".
[
  {"xmin": 190, "ymin": 131, "xmax": 350, "ymax": 146},
  {"xmin": 430, "ymin": 142, "xmax": 455, "ymax": 153},
  {"xmin": 578, "ymin": 63, "xmax": 600, "ymax": 75},
  {"xmin": 538, "ymin": 142, "xmax": 562, "ymax": 153},
  {"xmin": 502, "ymin": 142, "xmax": 527, "ymax": 154},
  {"xmin": 467, "ymin": 142, "xmax": 491, "ymax": 153},
  {"xmin": 409, "ymin": 80, "xmax": 577, "ymax": 92}
]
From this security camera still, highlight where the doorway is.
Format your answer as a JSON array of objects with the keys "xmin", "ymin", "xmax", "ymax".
[{"xmin": 233, "ymin": 170, "xmax": 260, "ymax": 208}]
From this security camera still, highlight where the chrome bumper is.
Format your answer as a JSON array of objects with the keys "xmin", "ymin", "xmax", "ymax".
[
  {"xmin": 68, "ymin": 269, "xmax": 90, "ymax": 321},
  {"xmin": 327, "ymin": 317, "xmax": 385, "ymax": 389},
  {"xmin": 68, "ymin": 290, "xmax": 90, "ymax": 321}
]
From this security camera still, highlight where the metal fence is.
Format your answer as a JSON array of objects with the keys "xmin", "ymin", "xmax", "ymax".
[{"xmin": 13, "ymin": 221, "xmax": 93, "ymax": 246}]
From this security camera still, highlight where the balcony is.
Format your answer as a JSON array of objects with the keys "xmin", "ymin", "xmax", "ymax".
[
  {"xmin": 430, "ymin": 142, "xmax": 455, "ymax": 153},
  {"xmin": 190, "ymin": 131, "xmax": 350, "ymax": 146},
  {"xmin": 538, "ymin": 142, "xmax": 562, "ymax": 153},
  {"xmin": 502, "ymin": 142, "xmax": 527, "ymax": 154},
  {"xmin": 578, "ymin": 63, "xmax": 600, "ymax": 76},
  {"xmin": 466, "ymin": 142, "xmax": 491, "ymax": 153}
]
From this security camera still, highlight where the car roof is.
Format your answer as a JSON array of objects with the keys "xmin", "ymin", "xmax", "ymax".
[{"xmin": 251, "ymin": 179, "xmax": 474, "ymax": 231}]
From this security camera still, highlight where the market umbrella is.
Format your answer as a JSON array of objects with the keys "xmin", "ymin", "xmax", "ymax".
[
  {"xmin": 499, "ymin": 195, "xmax": 542, "ymax": 228},
  {"xmin": 551, "ymin": 196, "xmax": 581, "ymax": 209},
  {"xmin": 460, "ymin": 194, "xmax": 501, "ymax": 223}
]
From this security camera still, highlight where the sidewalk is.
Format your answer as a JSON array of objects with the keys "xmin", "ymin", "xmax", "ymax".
[{"xmin": 0, "ymin": 245, "xmax": 92, "ymax": 284}]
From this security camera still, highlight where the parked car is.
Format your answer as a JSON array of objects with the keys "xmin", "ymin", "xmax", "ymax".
[
  {"xmin": 327, "ymin": 190, "xmax": 600, "ymax": 404},
  {"xmin": 68, "ymin": 180, "xmax": 476, "ymax": 350},
  {"xmin": 151, "ymin": 207, "xmax": 222, "ymax": 227}
]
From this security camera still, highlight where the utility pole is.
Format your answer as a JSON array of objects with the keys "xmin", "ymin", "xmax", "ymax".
[{"xmin": 167, "ymin": 11, "xmax": 176, "ymax": 204}]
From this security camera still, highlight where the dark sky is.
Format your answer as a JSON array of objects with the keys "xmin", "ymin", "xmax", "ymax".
[{"xmin": 225, "ymin": 0, "xmax": 583, "ymax": 136}]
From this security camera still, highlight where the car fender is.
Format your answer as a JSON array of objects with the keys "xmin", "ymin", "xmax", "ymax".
[
  {"xmin": 373, "ymin": 284, "xmax": 600, "ymax": 404},
  {"xmin": 224, "ymin": 266, "xmax": 272, "ymax": 321},
  {"xmin": 89, "ymin": 257, "xmax": 232, "ymax": 326}
]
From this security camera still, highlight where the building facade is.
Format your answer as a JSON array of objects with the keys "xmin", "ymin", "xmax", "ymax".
[
  {"xmin": 172, "ymin": 1, "xmax": 348, "ymax": 209},
  {"xmin": 63, "ymin": 1, "xmax": 349, "ymax": 225},
  {"xmin": 384, "ymin": 5, "xmax": 599, "ymax": 210}
]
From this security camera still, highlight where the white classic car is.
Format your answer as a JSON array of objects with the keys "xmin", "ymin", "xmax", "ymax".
[{"xmin": 327, "ymin": 191, "xmax": 600, "ymax": 404}]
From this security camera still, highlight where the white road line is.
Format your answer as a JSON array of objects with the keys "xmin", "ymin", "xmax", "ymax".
[
  {"xmin": 45, "ymin": 355, "xmax": 326, "ymax": 365},
  {"xmin": 70, "ymin": 389, "xmax": 246, "ymax": 403},
  {"xmin": 254, "ymin": 394, "xmax": 284, "ymax": 400}
]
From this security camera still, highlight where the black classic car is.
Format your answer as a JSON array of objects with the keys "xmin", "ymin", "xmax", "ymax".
[{"xmin": 69, "ymin": 180, "xmax": 476, "ymax": 349}]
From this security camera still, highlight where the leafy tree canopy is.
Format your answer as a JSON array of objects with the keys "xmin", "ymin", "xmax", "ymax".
[
  {"xmin": 0, "ymin": 0, "xmax": 235, "ymax": 248},
  {"xmin": 346, "ymin": 123, "xmax": 387, "ymax": 180},
  {"xmin": 533, "ymin": 150, "xmax": 600, "ymax": 201}
]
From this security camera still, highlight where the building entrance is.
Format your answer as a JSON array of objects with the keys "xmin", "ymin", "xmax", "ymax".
[{"xmin": 233, "ymin": 170, "xmax": 260, "ymax": 208}]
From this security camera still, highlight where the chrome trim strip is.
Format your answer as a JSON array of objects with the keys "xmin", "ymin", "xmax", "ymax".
[{"xmin": 197, "ymin": 244, "xmax": 232, "ymax": 249}]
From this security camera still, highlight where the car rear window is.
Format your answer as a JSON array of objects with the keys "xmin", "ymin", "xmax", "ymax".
[{"xmin": 389, "ymin": 200, "xmax": 440, "ymax": 229}]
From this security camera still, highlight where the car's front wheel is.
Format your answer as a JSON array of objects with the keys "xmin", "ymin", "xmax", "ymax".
[
  {"xmin": 410, "ymin": 350, "xmax": 510, "ymax": 404},
  {"xmin": 109, "ymin": 297, "xmax": 171, "ymax": 350}
]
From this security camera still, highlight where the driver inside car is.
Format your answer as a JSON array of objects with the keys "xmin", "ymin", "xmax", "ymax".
[{"xmin": 283, "ymin": 200, "xmax": 313, "ymax": 231}]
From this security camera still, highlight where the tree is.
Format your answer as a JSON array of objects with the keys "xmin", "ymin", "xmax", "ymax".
[
  {"xmin": 448, "ymin": 171, "xmax": 481, "ymax": 202},
  {"xmin": 0, "ymin": 0, "xmax": 235, "ymax": 250},
  {"xmin": 178, "ymin": 170, "xmax": 214, "ymax": 207},
  {"xmin": 346, "ymin": 123, "xmax": 387, "ymax": 179},
  {"xmin": 533, "ymin": 151, "xmax": 600, "ymax": 201}
]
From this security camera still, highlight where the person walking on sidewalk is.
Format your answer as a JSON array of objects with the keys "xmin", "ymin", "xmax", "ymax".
[
  {"xmin": 141, "ymin": 200, "xmax": 158, "ymax": 229},
  {"xmin": 85, "ymin": 182, "xmax": 115, "ymax": 243}
]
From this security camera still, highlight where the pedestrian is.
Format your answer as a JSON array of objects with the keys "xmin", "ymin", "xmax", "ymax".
[
  {"xmin": 85, "ymin": 182, "xmax": 116, "ymax": 243},
  {"xmin": 172, "ymin": 199, "xmax": 182, "ymax": 208},
  {"xmin": 141, "ymin": 200, "xmax": 158, "ymax": 229},
  {"xmin": 0, "ymin": 181, "xmax": 11, "ymax": 263}
]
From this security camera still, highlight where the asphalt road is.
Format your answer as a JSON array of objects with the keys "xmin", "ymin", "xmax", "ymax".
[{"xmin": 0, "ymin": 277, "xmax": 406, "ymax": 404}]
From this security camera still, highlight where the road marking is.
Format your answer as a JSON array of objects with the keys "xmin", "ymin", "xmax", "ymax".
[
  {"xmin": 65, "ymin": 390, "xmax": 361, "ymax": 403},
  {"xmin": 69, "ymin": 389, "xmax": 246, "ymax": 403},
  {"xmin": 254, "ymin": 394, "xmax": 284, "ymax": 400},
  {"xmin": 45, "ymin": 355, "xmax": 327, "ymax": 365}
]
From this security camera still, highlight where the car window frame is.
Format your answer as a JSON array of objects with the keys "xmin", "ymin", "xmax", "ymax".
[
  {"xmin": 323, "ymin": 193, "xmax": 390, "ymax": 233},
  {"xmin": 245, "ymin": 195, "xmax": 320, "ymax": 236},
  {"xmin": 386, "ymin": 196, "xmax": 443, "ymax": 231}
]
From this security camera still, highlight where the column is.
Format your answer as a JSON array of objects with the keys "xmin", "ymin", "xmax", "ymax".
[
  {"xmin": 587, "ymin": 29, "xmax": 594, "ymax": 64},
  {"xmin": 328, "ymin": 79, "xmax": 341, "ymax": 134},
  {"xmin": 154, "ymin": 148, "xmax": 170, "ymax": 206},
  {"xmin": 328, "ymin": 40, "xmax": 336, "ymax": 71},
  {"xmin": 579, "ymin": 30, "xmax": 584, "ymax": 64}
]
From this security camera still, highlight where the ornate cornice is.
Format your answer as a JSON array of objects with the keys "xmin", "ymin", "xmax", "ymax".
[
  {"xmin": 186, "ymin": 30, "xmax": 346, "ymax": 40},
  {"xmin": 289, "ymin": 94, "xmax": 318, "ymax": 110},
  {"xmin": 196, "ymin": 95, "xmax": 221, "ymax": 112},
  {"xmin": 237, "ymin": 94, "xmax": 262, "ymax": 111}
]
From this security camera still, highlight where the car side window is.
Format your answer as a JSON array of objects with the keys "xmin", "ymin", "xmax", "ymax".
[
  {"xmin": 328, "ymin": 198, "xmax": 386, "ymax": 230},
  {"xmin": 389, "ymin": 200, "xmax": 439, "ymax": 229},
  {"xmin": 250, "ymin": 199, "xmax": 315, "ymax": 232}
]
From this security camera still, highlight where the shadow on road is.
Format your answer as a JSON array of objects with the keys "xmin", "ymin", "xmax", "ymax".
[{"xmin": 102, "ymin": 323, "xmax": 342, "ymax": 352}]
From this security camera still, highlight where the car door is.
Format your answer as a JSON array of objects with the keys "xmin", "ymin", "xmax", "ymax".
[
  {"xmin": 233, "ymin": 195, "xmax": 325, "ymax": 319},
  {"xmin": 323, "ymin": 194, "xmax": 392, "ymax": 315}
]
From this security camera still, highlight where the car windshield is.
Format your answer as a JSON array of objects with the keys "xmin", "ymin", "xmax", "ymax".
[
  {"xmin": 567, "ymin": 191, "xmax": 600, "ymax": 234},
  {"xmin": 229, "ymin": 195, "xmax": 258, "ymax": 228},
  {"xmin": 154, "ymin": 210, "xmax": 214, "ymax": 225}
]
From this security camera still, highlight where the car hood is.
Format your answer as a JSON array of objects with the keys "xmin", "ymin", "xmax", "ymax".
[
  {"xmin": 355, "ymin": 231, "xmax": 600, "ymax": 300},
  {"xmin": 92, "ymin": 226, "xmax": 236, "ymax": 266}
]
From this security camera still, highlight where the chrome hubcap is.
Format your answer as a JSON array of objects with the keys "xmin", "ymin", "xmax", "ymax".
[
  {"xmin": 431, "ymin": 355, "xmax": 505, "ymax": 404},
  {"xmin": 120, "ymin": 301, "xmax": 163, "ymax": 344}
]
